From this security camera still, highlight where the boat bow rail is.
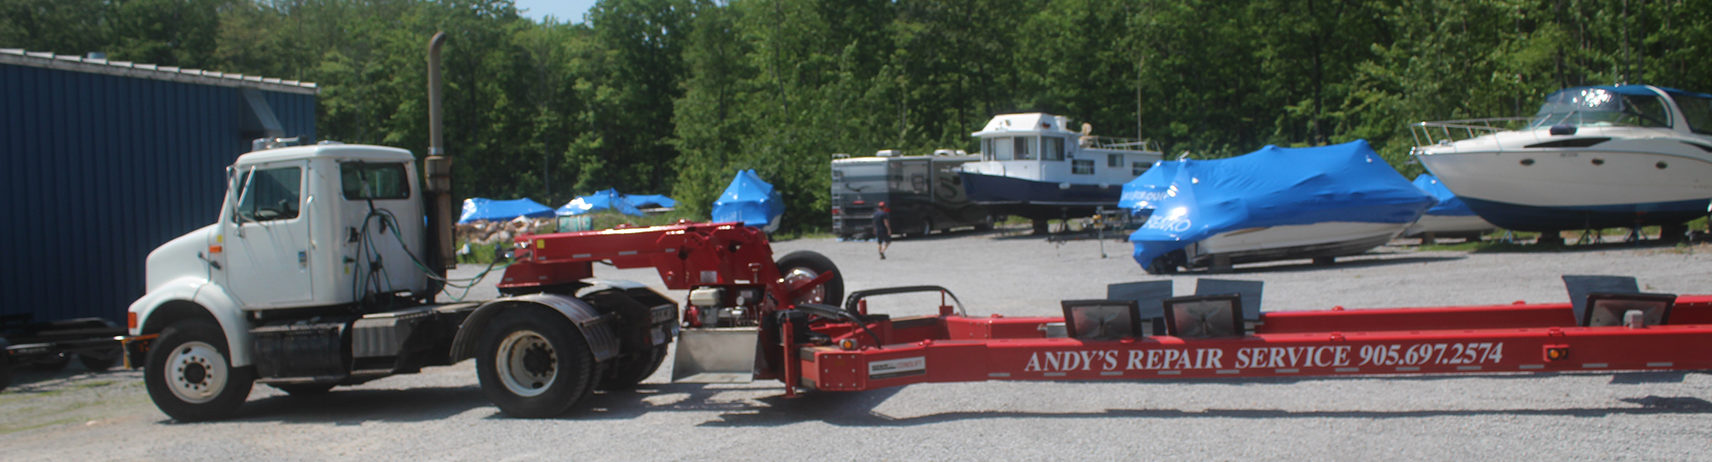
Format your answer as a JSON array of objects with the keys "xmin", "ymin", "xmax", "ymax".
[{"xmin": 1408, "ymin": 117, "xmax": 1532, "ymax": 149}]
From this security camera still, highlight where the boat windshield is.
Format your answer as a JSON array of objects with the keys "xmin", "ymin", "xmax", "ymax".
[
  {"xmin": 1675, "ymin": 92, "xmax": 1712, "ymax": 135},
  {"xmin": 1529, "ymin": 87, "xmax": 1671, "ymax": 129}
]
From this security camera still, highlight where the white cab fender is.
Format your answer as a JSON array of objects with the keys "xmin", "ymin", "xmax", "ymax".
[{"xmin": 128, "ymin": 276, "xmax": 255, "ymax": 367}]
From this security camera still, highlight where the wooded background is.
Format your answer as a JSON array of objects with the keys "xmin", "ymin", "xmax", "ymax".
[{"xmin": 7, "ymin": 0, "xmax": 1710, "ymax": 231}]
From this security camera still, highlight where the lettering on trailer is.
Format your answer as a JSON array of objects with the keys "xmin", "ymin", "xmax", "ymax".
[
  {"xmin": 869, "ymin": 356, "xmax": 928, "ymax": 380},
  {"xmin": 1021, "ymin": 343, "xmax": 1506, "ymax": 373}
]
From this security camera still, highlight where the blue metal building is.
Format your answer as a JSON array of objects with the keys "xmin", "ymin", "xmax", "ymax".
[{"xmin": 1, "ymin": 49, "xmax": 317, "ymax": 325}]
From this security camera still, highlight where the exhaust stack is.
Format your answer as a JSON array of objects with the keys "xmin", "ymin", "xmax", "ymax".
[{"xmin": 426, "ymin": 31, "xmax": 455, "ymax": 272}]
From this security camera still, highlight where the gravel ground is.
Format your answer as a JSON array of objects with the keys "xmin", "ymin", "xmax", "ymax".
[{"xmin": 3, "ymin": 229, "xmax": 1710, "ymax": 461}]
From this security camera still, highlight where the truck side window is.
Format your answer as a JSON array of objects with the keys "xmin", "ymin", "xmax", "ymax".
[
  {"xmin": 341, "ymin": 162, "xmax": 410, "ymax": 200},
  {"xmin": 235, "ymin": 166, "xmax": 303, "ymax": 222}
]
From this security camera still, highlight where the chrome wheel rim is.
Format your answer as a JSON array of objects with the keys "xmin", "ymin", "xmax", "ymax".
[{"xmin": 783, "ymin": 267, "xmax": 826, "ymax": 304}]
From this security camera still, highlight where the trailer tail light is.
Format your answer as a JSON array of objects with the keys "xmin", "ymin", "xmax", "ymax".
[
  {"xmin": 1544, "ymin": 345, "xmax": 1570, "ymax": 361},
  {"xmin": 838, "ymin": 338, "xmax": 860, "ymax": 351},
  {"xmin": 128, "ymin": 311, "xmax": 138, "ymax": 330}
]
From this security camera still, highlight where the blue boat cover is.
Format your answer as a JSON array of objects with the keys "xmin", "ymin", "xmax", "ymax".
[
  {"xmin": 1412, "ymin": 174, "xmax": 1477, "ymax": 217},
  {"xmin": 458, "ymin": 197, "xmax": 555, "ymax": 224},
  {"xmin": 712, "ymin": 169, "xmax": 784, "ymax": 230},
  {"xmin": 625, "ymin": 194, "xmax": 678, "ymax": 209},
  {"xmin": 1120, "ymin": 140, "xmax": 1434, "ymax": 270},
  {"xmin": 556, "ymin": 190, "xmax": 678, "ymax": 216},
  {"xmin": 557, "ymin": 189, "xmax": 644, "ymax": 216}
]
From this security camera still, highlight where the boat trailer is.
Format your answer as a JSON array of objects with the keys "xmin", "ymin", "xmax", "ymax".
[{"xmin": 750, "ymin": 279, "xmax": 1711, "ymax": 396}]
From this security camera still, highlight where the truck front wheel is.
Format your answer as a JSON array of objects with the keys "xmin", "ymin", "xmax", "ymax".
[
  {"xmin": 477, "ymin": 308, "xmax": 595, "ymax": 418},
  {"xmin": 144, "ymin": 320, "xmax": 254, "ymax": 422}
]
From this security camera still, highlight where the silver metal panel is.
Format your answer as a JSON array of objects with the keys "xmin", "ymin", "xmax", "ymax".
[{"xmin": 671, "ymin": 327, "xmax": 759, "ymax": 383}]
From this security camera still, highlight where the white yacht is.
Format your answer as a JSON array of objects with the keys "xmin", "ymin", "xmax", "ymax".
[
  {"xmin": 1411, "ymin": 85, "xmax": 1712, "ymax": 232},
  {"xmin": 959, "ymin": 113, "xmax": 1163, "ymax": 220}
]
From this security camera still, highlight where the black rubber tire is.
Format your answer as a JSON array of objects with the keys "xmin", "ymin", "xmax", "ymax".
[
  {"xmin": 0, "ymin": 361, "xmax": 11, "ymax": 391},
  {"xmin": 775, "ymin": 250, "xmax": 844, "ymax": 306},
  {"xmin": 144, "ymin": 319, "xmax": 255, "ymax": 422},
  {"xmin": 598, "ymin": 344, "xmax": 667, "ymax": 391},
  {"xmin": 476, "ymin": 308, "xmax": 595, "ymax": 418},
  {"xmin": 78, "ymin": 348, "xmax": 120, "ymax": 372},
  {"xmin": 28, "ymin": 354, "xmax": 71, "ymax": 372},
  {"xmin": 268, "ymin": 383, "xmax": 337, "ymax": 395},
  {"xmin": 580, "ymin": 289, "xmax": 669, "ymax": 391},
  {"xmin": 1145, "ymin": 251, "xmax": 1182, "ymax": 275}
]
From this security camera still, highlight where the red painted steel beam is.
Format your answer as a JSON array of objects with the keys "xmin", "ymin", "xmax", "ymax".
[{"xmin": 798, "ymin": 296, "xmax": 1712, "ymax": 392}]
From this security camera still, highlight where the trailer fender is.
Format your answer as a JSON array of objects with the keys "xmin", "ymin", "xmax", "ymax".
[
  {"xmin": 450, "ymin": 293, "xmax": 620, "ymax": 363},
  {"xmin": 127, "ymin": 276, "xmax": 254, "ymax": 368}
]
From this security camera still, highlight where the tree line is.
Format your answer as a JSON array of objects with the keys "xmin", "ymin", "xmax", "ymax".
[{"xmin": 6, "ymin": 0, "xmax": 1710, "ymax": 231}]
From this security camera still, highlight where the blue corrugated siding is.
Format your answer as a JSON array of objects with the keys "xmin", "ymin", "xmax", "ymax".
[{"xmin": 1, "ymin": 63, "xmax": 316, "ymax": 324}]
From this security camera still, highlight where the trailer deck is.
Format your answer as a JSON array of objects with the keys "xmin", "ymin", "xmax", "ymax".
[{"xmin": 792, "ymin": 292, "xmax": 1712, "ymax": 391}]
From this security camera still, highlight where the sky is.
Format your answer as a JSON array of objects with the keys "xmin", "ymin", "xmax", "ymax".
[{"xmin": 513, "ymin": 0, "xmax": 599, "ymax": 24}]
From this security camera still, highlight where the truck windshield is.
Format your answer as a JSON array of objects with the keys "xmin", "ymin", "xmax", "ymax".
[{"xmin": 341, "ymin": 162, "xmax": 410, "ymax": 200}]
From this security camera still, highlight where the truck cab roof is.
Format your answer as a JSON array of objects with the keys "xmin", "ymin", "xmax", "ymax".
[{"xmin": 236, "ymin": 143, "xmax": 414, "ymax": 166}]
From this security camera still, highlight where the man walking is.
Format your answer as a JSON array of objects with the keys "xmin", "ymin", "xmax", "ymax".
[{"xmin": 873, "ymin": 201, "xmax": 892, "ymax": 259}]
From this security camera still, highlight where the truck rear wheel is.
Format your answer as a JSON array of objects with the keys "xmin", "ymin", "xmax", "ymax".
[
  {"xmin": 598, "ymin": 344, "xmax": 666, "ymax": 391},
  {"xmin": 145, "ymin": 319, "xmax": 254, "ymax": 422},
  {"xmin": 477, "ymin": 308, "xmax": 595, "ymax": 418}
]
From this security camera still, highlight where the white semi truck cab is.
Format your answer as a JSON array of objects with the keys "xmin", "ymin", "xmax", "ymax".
[
  {"xmin": 127, "ymin": 141, "xmax": 473, "ymax": 419},
  {"xmin": 125, "ymin": 139, "xmax": 844, "ymax": 422},
  {"xmin": 123, "ymin": 33, "xmax": 845, "ymax": 423}
]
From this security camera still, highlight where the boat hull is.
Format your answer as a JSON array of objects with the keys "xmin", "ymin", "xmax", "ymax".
[
  {"xmin": 1404, "ymin": 214, "xmax": 1497, "ymax": 238},
  {"xmin": 1415, "ymin": 124, "xmax": 1712, "ymax": 231},
  {"xmin": 1190, "ymin": 221, "xmax": 1407, "ymax": 266},
  {"xmin": 958, "ymin": 171, "xmax": 1123, "ymax": 218},
  {"xmin": 1457, "ymin": 197, "xmax": 1707, "ymax": 231}
]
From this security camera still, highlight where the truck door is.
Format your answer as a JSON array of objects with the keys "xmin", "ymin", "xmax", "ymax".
[{"xmin": 221, "ymin": 161, "xmax": 313, "ymax": 308}]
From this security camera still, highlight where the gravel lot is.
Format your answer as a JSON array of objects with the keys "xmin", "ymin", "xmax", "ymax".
[{"xmin": 4, "ymin": 230, "xmax": 1710, "ymax": 461}]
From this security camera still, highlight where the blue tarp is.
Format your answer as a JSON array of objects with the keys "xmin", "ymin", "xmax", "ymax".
[
  {"xmin": 556, "ymin": 189, "xmax": 678, "ymax": 217},
  {"xmin": 1412, "ymin": 174, "xmax": 1478, "ymax": 217},
  {"xmin": 1121, "ymin": 140, "xmax": 1434, "ymax": 271},
  {"xmin": 458, "ymin": 197, "xmax": 555, "ymax": 224},
  {"xmin": 557, "ymin": 189, "xmax": 644, "ymax": 216},
  {"xmin": 625, "ymin": 194, "xmax": 677, "ymax": 209},
  {"xmin": 712, "ymin": 169, "xmax": 784, "ymax": 231}
]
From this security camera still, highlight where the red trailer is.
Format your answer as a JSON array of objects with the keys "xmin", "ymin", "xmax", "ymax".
[{"xmin": 508, "ymin": 223, "xmax": 1711, "ymax": 398}]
